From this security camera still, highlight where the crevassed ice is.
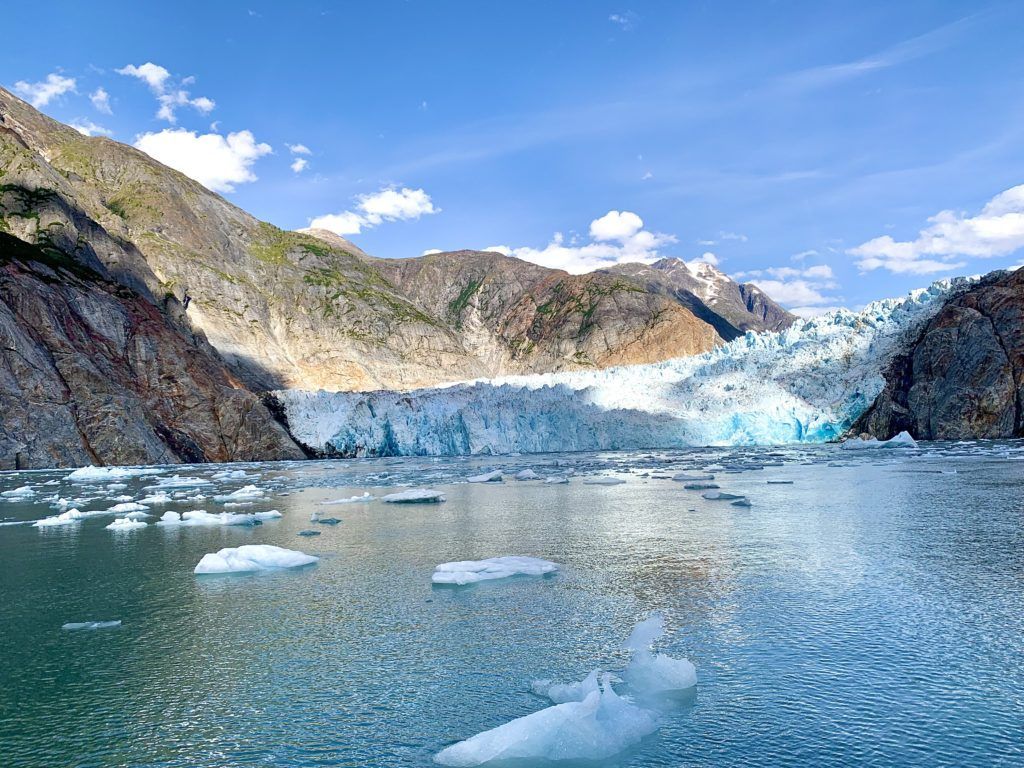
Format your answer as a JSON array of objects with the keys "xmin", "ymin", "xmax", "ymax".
[{"xmin": 277, "ymin": 279, "xmax": 967, "ymax": 455}]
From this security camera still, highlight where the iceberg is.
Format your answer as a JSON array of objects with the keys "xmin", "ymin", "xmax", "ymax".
[
  {"xmin": 106, "ymin": 502, "xmax": 149, "ymax": 514},
  {"xmin": 1, "ymin": 485, "xmax": 36, "ymax": 498},
  {"xmin": 840, "ymin": 430, "xmax": 919, "ymax": 450},
  {"xmin": 434, "ymin": 675, "xmax": 657, "ymax": 766},
  {"xmin": 61, "ymin": 620, "xmax": 121, "ymax": 630},
  {"xmin": 514, "ymin": 469, "xmax": 540, "ymax": 480},
  {"xmin": 544, "ymin": 475, "xmax": 570, "ymax": 484},
  {"xmin": 467, "ymin": 470, "xmax": 503, "ymax": 483},
  {"xmin": 530, "ymin": 669, "xmax": 604, "ymax": 704},
  {"xmin": 381, "ymin": 488, "xmax": 446, "ymax": 504},
  {"xmin": 320, "ymin": 492, "xmax": 374, "ymax": 505},
  {"xmin": 106, "ymin": 517, "xmax": 147, "ymax": 531},
  {"xmin": 66, "ymin": 466, "xmax": 163, "ymax": 482},
  {"xmin": 583, "ymin": 476, "xmax": 626, "ymax": 485},
  {"xmin": 432, "ymin": 556, "xmax": 559, "ymax": 585},
  {"xmin": 212, "ymin": 484, "xmax": 265, "ymax": 502},
  {"xmin": 194, "ymin": 544, "xmax": 318, "ymax": 575},
  {"xmin": 621, "ymin": 613, "xmax": 697, "ymax": 695},
  {"xmin": 156, "ymin": 510, "xmax": 269, "ymax": 527},
  {"xmin": 277, "ymin": 279, "xmax": 965, "ymax": 455},
  {"xmin": 33, "ymin": 509, "xmax": 86, "ymax": 527}
]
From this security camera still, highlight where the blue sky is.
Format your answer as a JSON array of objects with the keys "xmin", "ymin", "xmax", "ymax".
[{"xmin": 4, "ymin": 0, "xmax": 1024, "ymax": 314}]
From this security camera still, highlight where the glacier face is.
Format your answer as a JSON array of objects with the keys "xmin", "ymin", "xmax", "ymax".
[{"xmin": 277, "ymin": 279, "xmax": 968, "ymax": 456}]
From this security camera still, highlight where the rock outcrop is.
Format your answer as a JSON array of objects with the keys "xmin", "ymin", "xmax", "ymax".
[
  {"xmin": 854, "ymin": 269, "xmax": 1024, "ymax": 440},
  {"xmin": 0, "ymin": 233, "xmax": 303, "ymax": 468}
]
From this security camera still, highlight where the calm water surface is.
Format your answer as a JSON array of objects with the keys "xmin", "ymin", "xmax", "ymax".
[{"xmin": 1, "ymin": 443, "xmax": 1022, "ymax": 767}]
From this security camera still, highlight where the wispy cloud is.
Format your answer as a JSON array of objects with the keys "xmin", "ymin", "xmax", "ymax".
[{"xmin": 13, "ymin": 72, "xmax": 76, "ymax": 107}]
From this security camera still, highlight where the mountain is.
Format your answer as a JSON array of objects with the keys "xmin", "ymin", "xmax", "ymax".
[
  {"xmin": 0, "ymin": 232, "xmax": 302, "ymax": 468},
  {"xmin": 0, "ymin": 87, "xmax": 789, "ymax": 394},
  {"xmin": 603, "ymin": 259, "xmax": 795, "ymax": 340},
  {"xmin": 853, "ymin": 268, "xmax": 1024, "ymax": 440}
]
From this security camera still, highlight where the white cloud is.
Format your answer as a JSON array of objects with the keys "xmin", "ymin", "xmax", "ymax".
[
  {"xmin": 290, "ymin": 158, "xmax": 308, "ymax": 173},
  {"xmin": 609, "ymin": 12, "xmax": 639, "ymax": 31},
  {"xmin": 133, "ymin": 128, "xmax": 272, "ymax": 193},
  {"xmin": 791, "ymin": 249, "xmax": 818, "ymax": 261},
  {"xmin": 117, "ymin": 62, "xmax": 215, "ymax": 123},
  {"xmin": 850, "ymin": 184, "xmax": 1024, "ymax": 275},
  {"xmin": 480, "ymin": 210, "xmax": 676, "ymax": 274},
  {"xmin": 117, "ymin": 62, "xmax": 171, "ymax": 91},
  {"xmin": 287, "ymin": 143, "xmax": 311, "ymax": 155},
  {"xmin": 733, "ymin": 263, "xmax": 838, "ymax": 308},
  {"xmin": 309, "ymin": 187, "xmax": 439, "ymax": 236},
  {"xmin": 70, "ymin": 119, "xmax": 112, "ymax": 137},
  {"xmin": 90, "ymin": 87, "xmax": 112, "ymax": 114},
  {"xmin": 694, "ymin": 251, "xmax": 719, "ymax": 266},
  {"xmin": 719, "ymin": 231, "xmax": 748, "ymax": 242},
  {"xmin": 422, "ymin": 248, "xmax": 443, "ymax": 256},
  {"xmin": 13, "ymin": 73, "xmax": 76, "ymax": 107}
]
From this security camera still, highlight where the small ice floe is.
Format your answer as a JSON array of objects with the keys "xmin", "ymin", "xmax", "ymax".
[
  {"xmin": 66, "ymin": 466, "xmax": 162, "ymax": 482},
  {"xmin": 840, "ymin": 430, "xmax": 918, "ymax": 450},
  {"xmin": 254, "ymin": 510, "xmax": 282, "ymax": 521},
  {"xmin": 138, "ymin": 492, "xmax": 174, "ymax": 505},
  {"xmin": 701, "ymin": 491, "xmax": 744, "ymax": 500},
  {"xmin": 223, "ymin": 501, "xmax": 254, "ymax": 508},
  {"xmin": 194, "ymin": 544, "xmax": 318, "ymax": 575},
  {"xmin": 316, "ymin": 517, "xmax": 342, "ymax": 525},
  {"xmin": 672, "ymin": 473, "xmax": 715, "ymax": 483},
  {"xmin": 432, "ymin": 556, "xmax": 559, "ymax": 586},
  {"xmin": 514, "ymin": 469, "xmax": 540, "ymax": 481},
  {"xmin": 210, "ymin": 469, "xmax": 252, "ymax": 480},
  {"xmin": 683, "ymin": 482, "xmax": 719, "ymax": 490},
  {"xmin": 152, "ymin": 475, "xmax": 212, "ymax": 488},
  {"xmin": 583, "ymin": 476, "xmax": 626, "ymax": 485},
  {"xmin": 467, "ymin": 470, "xmax": 503, "ymax": 483},
  {"xmin": 106, "ymin": 517, "xmax": 147, "ymax": 531},
  {"xmin": 213, "ymin": 484, "xmax": 265, "ymax": 503},
  {"xmin": 33, "ymin": 509, "xmax": 86, "ymax": 527},
  {"xmin": 106, "ymin": 483, "xmax": 128, "ymax": 491},
  {"xmin": 544, "ymin": 475, "xmax": 570, "ymax": 484},
  {"xmin": 61, "ymin": 620, "xmax": 121, "ymax": 631},
  {"xmin": 1, "ymin": 485, "xmax": 36, "ymax": 499},
  {"xmin": 434, "ymin": 673, "xmax": 656, "ymax": 767},
  {"xmin": 297, "ymin": 529, "xmax": 321, "ymax": 537},
  {"xmin": 106, "ymin": 502, "xmax": 149, "ymax": 514},
  {"xmin": 320, "ymin": 492, "xmax": 374, "ymax": 505},
  {"xmin": 622, "ymin": 612, "xmax": 697, "ymax": 694},
  {"xmin": 156, "ymin": 510, "xmax": 268, "ymax": 527},
  {"xmin": 381, "ymin": 488, "xmax": 446, "ymax": 504},
  {"xmin": 731, "ymin": 498, "xmax": 752, "ymax": 507}
]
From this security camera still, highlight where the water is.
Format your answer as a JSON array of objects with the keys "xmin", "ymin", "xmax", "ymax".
[{"xmin": 1, "ymin": 443, "xmax": 1023, "ymax": 767}]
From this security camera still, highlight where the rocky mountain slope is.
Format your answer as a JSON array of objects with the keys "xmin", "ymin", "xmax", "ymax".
[
  {"xmin": 604, "ymin": 259, "xmax": 794, "ymax": 340},
  {"xmin": 0, "ymin": 233, "xmax": 302, "ymax": 468},
  {"xmin": 0, "ymin": 87, "xmax": 793, "ymax": 394},
  {"xmin": 853, "ymin": 268, "xmax": 1024, "ymax": 440}
]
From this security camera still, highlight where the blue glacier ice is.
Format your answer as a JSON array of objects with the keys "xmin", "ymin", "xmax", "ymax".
[{"xmin": 278, "ymin": 279, "xmax": 969, "ymax": 456}]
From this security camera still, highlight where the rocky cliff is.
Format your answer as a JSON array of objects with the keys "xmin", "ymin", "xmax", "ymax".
[
  {"xmin": 0, "ymin": 233, "xmax": 303, "ymax": 468},
  {"xmin": 854, "ymin": 268, "xmax": 1024, "ymax": 440}
]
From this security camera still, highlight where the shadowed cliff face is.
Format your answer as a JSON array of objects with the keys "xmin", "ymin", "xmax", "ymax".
[
  {"xmin": 855, "ymin": 269, "xmax": 1024, "ymax": 440},
  {"xmin": 0, "ymin": 233, "xmax": 303, "ymax": 468}
]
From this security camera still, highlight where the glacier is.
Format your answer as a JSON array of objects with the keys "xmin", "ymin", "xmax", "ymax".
[{"xmin": 277, "ymin": 279, "xmax": 968, "ymax": 456}]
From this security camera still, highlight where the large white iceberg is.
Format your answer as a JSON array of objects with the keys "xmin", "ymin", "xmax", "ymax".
[
  {"xmin": 432, "ymin": 556, "xmax": 559, "ymax": 585},
  {"xmin": 434, "ymin": 675, "xmax": 657, "ymax": 766},
  {"xmin": 194, "ymin": 544, "xmax": 318, "ymax": 574},
  {"xmin": 381, "ymin": 488, "xmax": 446, "ymax": 504},
  {"xmin": 277, "ymin": 279, "xmax": 966, "ymax": 455},
  {"xmin": 106, "ymin": 517, "xmax": 147, "ymax": 531},
  {"xmin": 840, "ymin": 430, "xmax": 918, "ymax": 450},
  {"xmin": 66, "ymin": 466, "xmax": 163, "ymax": 482},
  {"xmin": 156, "ymin": 510, "xmax": 273, "ymax": 527},
  {"xmin": 33, "ymin": 509, "xmax": 86, "ymax": 527}
]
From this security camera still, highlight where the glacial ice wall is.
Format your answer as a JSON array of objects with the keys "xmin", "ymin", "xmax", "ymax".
[{"xmin": 277, "ymin": 279, "xmax": 968, "ymax": 455}]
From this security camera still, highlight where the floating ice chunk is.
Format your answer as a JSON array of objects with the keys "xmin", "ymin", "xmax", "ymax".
[
  {"xmin": 731, "ymin": 498, "xmax": 753, "ymax": 507},
  {"xmin": 106, "ymin": 483, "xmax": 128, "ymax": 491},
  {"xmin": 701, "ymin": 491, "xmax": 744, "ymax": 500},
  {"xmin": 434, "ymin": 675, "xmax": 657, "ymax": 766},
  {"xmin": 254, "ymin": 510, "xmax": 282, "ymax": 520},
  {"xmin": 156, "ymin": 510, "xmax": 263, "ymax": 527},
  {"xmin": 683, "ymin": 482, "xmax": 719, "ymax": 490},
  {"xmin": 316, "ymin": 517, "xmax": 342, "ymax": 525},
  {"xmin": 106, "ymin": 502, "xmax": 149, "ymax": 514},
  {"xmin": 432, "ymin": 556, "xmax": 559, "ymax": 585},
  {"xmin": 211, "ymin": 469, "xmax": 252, "ymax": 480},
  {"xmin": 583, "ymin": 476, "xmax": 626, "ymax": 485},
  {"xmin": 223, "ymin": 501, "xmax": 254, "ymax": 508},
  {"xmin": 530, "ymin": 669, "xmax": 603, "ymax": 704},
  {"xmin": 514, "ymin": 469, "xmax": 540, "ymax": 480},
  {"xmin": 66, "ymin": 466, "xmax": 162, "ymax": 482},
  {"xmin": 194, "ymin": 544, "xmax": 318, "ymax": 575},
  {"xmin": 467, "ymin": 470, "xmax": 503, "ymax": 483},
  {"xmin": 621, "ymin": 613, "xmax": 697, "ymax": 695},
  {"xmin": 153, "ymin": 475, "xmax": 212, "ymax": 487},
  {"xmin": 840, "ymin": 430, "xmax": 918, "ymax": 450},
  {"xmin": 381, "ymin": 488, "xmax": 446, "ymax": 504},
  {"xmin": 1, "ymin": 485, "xmax": 36, "ymax": 498},
  {"xmin": 213, "ymin": 484, "xmax": 265, "ymax": 502},
  {"xmin": 544, "ymin": 475, "xmax": 570, "ymax": 484},
  {"xmin": 672, "ymin": 473, "xmax": 715, "ymax": 482},
  {"xmin": 62, "ymin": 620, "xmax": 121, "ymax": 630},
  {"xmin": 106, "ymin": 517, "xmax": 147, "ymax": 531},
  {"xmin": 297, "ymin": 529, "xmax": 321, "ymax": 537},
  {"xmin": 138, "ymin": 492, "xmax": 173, "ymax": 505},
  {"xmin": 320, "ymin": 492, "xmax": 374, "ymax": 505},
  {"xmin": 33, "ymin": 509, "xmax": 85, "ymax": 527}
]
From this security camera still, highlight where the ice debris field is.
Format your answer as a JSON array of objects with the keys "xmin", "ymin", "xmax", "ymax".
[{"xmin": 278, "ymin": 279, "xmax": 966, "ymax": 456}]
